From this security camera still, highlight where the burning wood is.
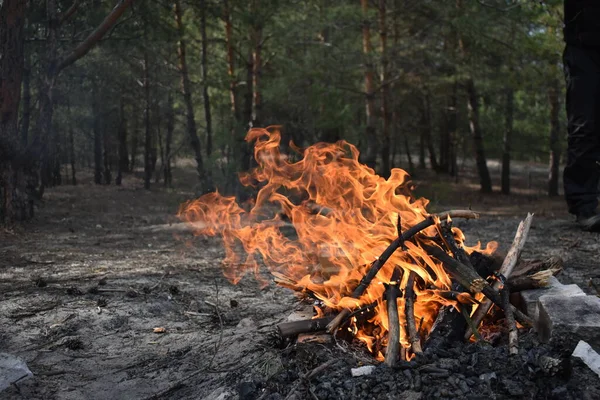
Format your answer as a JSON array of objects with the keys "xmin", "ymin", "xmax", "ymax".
[{"xmin": 178, "ymin": 127, "xmax": 537, "ymax": 363}]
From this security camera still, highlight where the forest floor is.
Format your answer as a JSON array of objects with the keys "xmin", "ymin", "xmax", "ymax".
[{"xmin": 1, "ymin": 159, "xmax": 599, "ymax": 400}]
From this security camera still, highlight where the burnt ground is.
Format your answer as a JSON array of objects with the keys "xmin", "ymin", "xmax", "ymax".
[{"xmin": 1, "ymin": 159, "xmax": 599, "ymax": 400}]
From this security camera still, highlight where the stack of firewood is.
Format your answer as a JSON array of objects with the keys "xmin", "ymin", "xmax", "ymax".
[{"xmin": 276, "ymin": 212, "xmax": 563, "ymax": 365}]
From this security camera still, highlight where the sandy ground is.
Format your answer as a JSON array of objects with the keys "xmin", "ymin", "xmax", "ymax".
[{"xmin": 0, "ymin": 161, "xmax": 599, "ymax": 400}]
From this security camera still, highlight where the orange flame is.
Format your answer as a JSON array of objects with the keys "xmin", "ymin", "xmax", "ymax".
[{"xmin": 178, "ymin": 127, "xmax": 494, "ymax": 356}]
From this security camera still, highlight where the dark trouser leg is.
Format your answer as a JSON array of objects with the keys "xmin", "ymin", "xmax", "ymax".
[{"xmin": 563, "ymin": 45, "xmax": 600, "ymax": 216}]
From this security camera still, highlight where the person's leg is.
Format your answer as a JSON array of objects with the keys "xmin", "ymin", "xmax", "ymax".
[{"xmin": 563, "ymin": 45, "xmax": 600, "ymax": 226}]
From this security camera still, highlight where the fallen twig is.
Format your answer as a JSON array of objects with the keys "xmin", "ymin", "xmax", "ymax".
[{"xmin": 284, "ymin": 359, "xmax": 339, "ymax": 400}]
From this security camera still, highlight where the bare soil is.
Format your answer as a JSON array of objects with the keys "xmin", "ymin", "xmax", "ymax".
[{"xmin": 1, "ymin": 160, "xmax": 599, "ymax": 400}]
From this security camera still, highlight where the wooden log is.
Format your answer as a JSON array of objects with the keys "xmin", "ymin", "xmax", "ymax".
[
  {"xmin": 501, "ymin": 287, "xmax": 519, "ymax": 356},
  {"xmin": 509, "ymin": 256, "xmax": 563, "ymax": 280},
  {"xmin": 439, "ymin": 222, "xmax": 474, "ymax": 270},
  {"xmin": 464, "ymin": 213, "xmax": 534, "ymax": 340},
  {"xmin": 422, "ymin": 244, "xmax": 487, "ymax": 294},
  {"xmin": 508, "ymin": 269, "xmax": 555, "ymax": 293},
  {"xmin": 405, "ymin": 271, "xmax": 423, "ymax": 354},
  {"xmin": 424, "ymin": 244, "xmax": 533, "ymax": 329},
  {"xmin": 277, "ymin": 316, "xmax": 335, "ymax": 338},
  {"xmin": 384, "ymin": 268, "xmax": 403, "ymax": 367}
]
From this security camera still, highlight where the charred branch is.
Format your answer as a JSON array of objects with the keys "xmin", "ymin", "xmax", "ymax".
[
  {"xmin": 405, "ymin": 271, "xmax": 422, "ymax": 355},
  {"xmin": 384, "ymin": 268, "xmax": 403, "ymax": 367},
  {"xmin": 277, "ymin": 316, "xmax": 335, "ymax": 338}
]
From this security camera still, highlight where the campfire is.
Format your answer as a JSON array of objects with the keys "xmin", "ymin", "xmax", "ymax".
[{"xmin": 178, "ymin": 127, "xmax": 551, "ymax": 366}]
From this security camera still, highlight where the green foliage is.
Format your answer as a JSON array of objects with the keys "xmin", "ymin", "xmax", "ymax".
[{"xmin": 21, "ymin": 0, "xmax": 568, "ymax": 191}]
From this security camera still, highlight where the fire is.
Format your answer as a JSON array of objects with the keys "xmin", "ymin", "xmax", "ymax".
[{"xmin": 178, "ymin": 127, "xmax": 496, "ymax": 358}]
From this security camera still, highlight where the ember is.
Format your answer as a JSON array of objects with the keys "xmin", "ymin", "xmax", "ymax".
[{"xmin": 178, "ymin": 127, "xmax": 534, "ymax": 364}]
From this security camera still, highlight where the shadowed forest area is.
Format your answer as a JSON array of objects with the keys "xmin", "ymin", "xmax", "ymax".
[
  {"xmin": 3, "ymin": 1, "xmax": 600, "ymax": 400},
  {"xmin": 1, "ymin": 0, "xmax": 566, "ymax": 221}
]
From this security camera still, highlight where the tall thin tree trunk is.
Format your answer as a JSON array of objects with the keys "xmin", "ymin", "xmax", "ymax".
[
  {"xmin": 548, "ymin": 78, "xmax": 561, "ymax": 196},
  {"xmin": 0, "ymin": 0, "xmax": 29, "ymax": 223},
  {"xmin": 20, "ymin": 49, "xmax": 31, "ymax": 147},
  {"xmin": 419, "ymin": 122, "xmax": 426, "ymax": 169},
  {"xmin": 422, "ymin": 91, "xmax": 439, "ymax": 171},
  {"xmin": 404, "ymin": 132, "xmax": 414, "ymax": 173},
  {"xmin": 143, "ymin": 45, "xmax": 151, "ymax": 190},
  {"xmin": 51, "ymin": 124, "xmax": 62, "ymax": 186},
  {"xmin": 465, "ymin": 78, "xmax": 492, "ymax": 192},
  {"xmin": 379, "ymin": 0, "xmax": 391, "ymax": 176},
  {"xmin": 36, "ymin": 0, "xmax": 59, "ymax": 195},
  {"xmin": 501, "ymin": 87, "xmax": 513, "ymax": 195},
  {"xmin": 439, "ymin": 115, "xmax": 449, "ymax": 173},
  {"xmin": 103, "ymin": 118, "xmax": 112, "ymax": 185},
  {"xmin": 446, "ymin": 82, "xmax": 458, "ymax": 176},
  {"xmin": 116, "ymin": 97, "xmax": 128, "ymax": 186},
  {"xmin": 223, "ymin": 0, "xmax": 238, "ymax": 123},
  {"xmin": 69, "ymin": 124, "xmax": 76, "ymax": 185},
  {"xmin": 457, "ymin": 0, "xmax": 491, "ymax": 192},
  {"xmin": 66, "ymin": 97, "xmax": 76, "ymax": 185},
  {"xmin": 164, "ymin": 93, "xmax": 174, "ymax": 187},
  {"xmin": 174, "ymin": 0, "xmax": 206, "ymax": 190},
  {"xmin": 130, "ymin": 109, "xmax": 138, "ymax": 171},
  {"xmin": 152, "ymin": 100, "xmax": 160, "ymax": 183},
  {"xmin": 244, "ymin": 47, "xmax": 254, "ymax": 127},
  {"xmin": 199, "ymin": 0, "xmax": 212, "ymax": 156},
  {"xmin": 251, "ymin": 12, "xmax": 263, "ymax": 127},
  {"xmin": 92, "ymin": 83, "xmax": 102, "ymax": 184},
  {"xmin": 361, "ymin": 0, "xmax": 377, "ymax": 169}
]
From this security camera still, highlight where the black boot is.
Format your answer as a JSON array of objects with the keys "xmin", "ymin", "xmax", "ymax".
[{"xmin": 576, "ymin": 210, "xmax": 600, "ymax": 232}]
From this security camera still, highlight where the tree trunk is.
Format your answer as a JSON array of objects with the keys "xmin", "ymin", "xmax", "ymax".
[
  {"xmin": 244, "ymin": 47, "xmax": 254, "ymax": 128},
  {"xmin": 174, "ymin": 0, "xmax": 206, "ymax": 190},
  {"xmin": 223, "ymin": 0, "xmax": 238, "ymax": 123},
  {"xmin": 116, "ymin": 97, "xmax": 128, "ymax": 186},
  {"xmin": 419, "ymin": 126, "xmax": 426, "ymax": 170},
  {"xmin": 130, "ymin": 109, "xmax": 138, "ymax": 171},
  {"xmin": 103, "ymin": 119, "xmax": 112, "ymax": 185},
  {"xmin": 199, "ymin": 0, "xmax": 213, "ymax": 156},
  {"xmin": 422, "ymin": 91, "xmax": 439, "ymax": 171},
  {"xmin": 164, "ymin": 93, "xmax": 174, "ymax": 187},
  {"xmin": 20, "ymin": 48, "xmax": 31, "ymax": 147},
  {"xmin": 361, "ymin": 0, "xmax": 377, "ymax": 170},
  {"xmin": 379, "ymin": 0, "xmax": 391, "ymax": 177},
  {"xmin": 0, "ymin": 0, "xmax": 29, "ymax": 223},
  {"xmin": 152, "ymin": 100, "xmax": 160, "ymax": 184},
  {"xmin": 51, "ymin": 125, "xmax": 62, "ymax": 186},
  {"xmin": 143, "ymin": 44, "xmax": 151, "ymax": 190},
  {"xmin": 35, "ymin": 0, "xmax": 133, "ymax": 195},
  {"xmin": 501, "ymin": 87, "xmax": 513, "ymax": 195},
  {"xmin": 69, "ymin": 124, "xmax": 76, "ymax": 185},
  {"xmin": 404, "ymin": 131, "xmax": 414, "ymax": 173},
  {"xmin": 548, "ymin": 79, "xmax": 561, "ymax": 196},
  {"xmin": 445, "ymin": 82, "xmax": 458, "ymax": 177},
  {"xmin": 465, "ymin": 78, "xmax": 492, "ymax": 193},
  {"xmin": 36, "ymin": 0, "xmax": 59, "ymax": 195},
  {"xmin": 92, "ymin": 83, "xmax": 103, "ymax": 185},
  {"xmin": 251, "ymin": 12, "xmax": 263, "ymax": 128}
]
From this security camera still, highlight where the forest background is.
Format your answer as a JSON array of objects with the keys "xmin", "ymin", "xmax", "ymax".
[{"xmin": 0, "ymin": 0, "xmax": 566, "ymax": 223}]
